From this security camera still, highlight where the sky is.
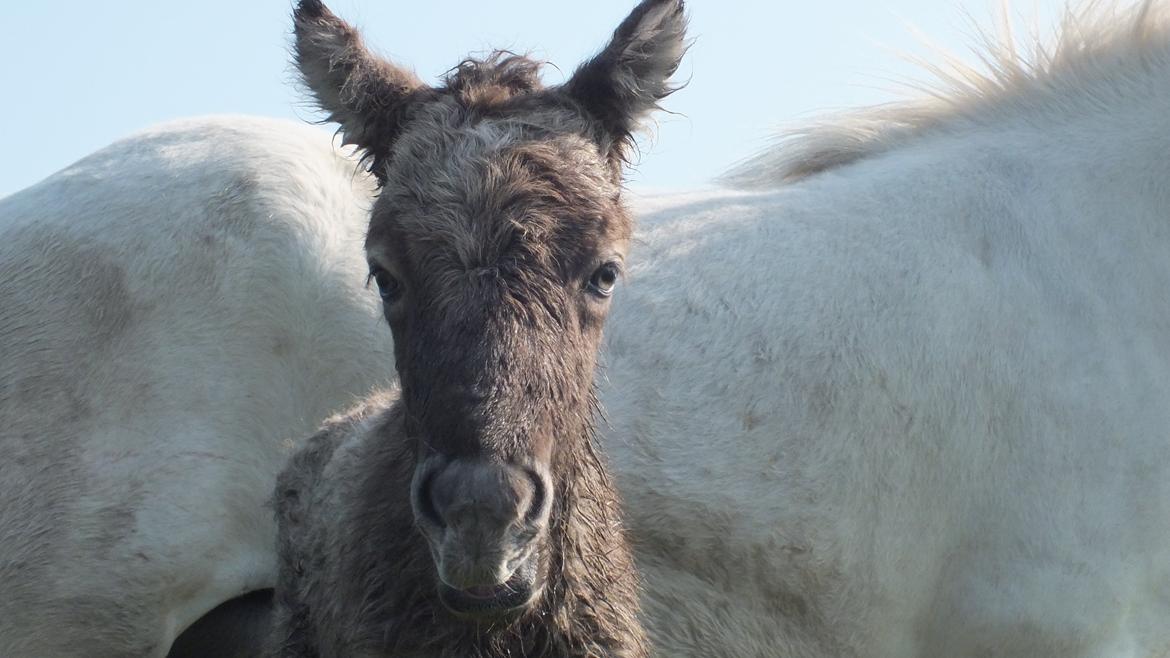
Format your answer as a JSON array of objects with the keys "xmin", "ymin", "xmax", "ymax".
[{"xmin": 0, "ymin": 1, "xmax": 1065, "ymax": 198}]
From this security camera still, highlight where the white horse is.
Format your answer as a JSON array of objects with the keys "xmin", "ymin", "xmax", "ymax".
[
  {"xmin": 0, "ymin": 116, "xmax": 393, "ymax": 656},
  {"xmin": 4, "ymin": 1, "xmax": 1170, "ymax": 656}
]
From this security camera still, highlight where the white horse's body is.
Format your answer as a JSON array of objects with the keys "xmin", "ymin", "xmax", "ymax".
[
  {"xmin": 0, "ymin": 117, "xmax": 394, "ymax": 656},
  {"xmin": 4, "ymin": 3, "xmax": 1170, "ymax": 656}
]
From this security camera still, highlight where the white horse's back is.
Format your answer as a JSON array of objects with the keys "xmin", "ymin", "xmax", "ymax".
[
  {"xmin": 604, "ymin": 3, "xmax": 1170, "ymax": 654},
  {"xmin": 0, "ymin": 116, "xmax": 393, "ymax": 656}
]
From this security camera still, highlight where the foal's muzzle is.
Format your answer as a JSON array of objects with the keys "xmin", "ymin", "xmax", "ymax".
[{"xmin": 410, "ymin": 455, "xmax": 553, "ymax": 618}]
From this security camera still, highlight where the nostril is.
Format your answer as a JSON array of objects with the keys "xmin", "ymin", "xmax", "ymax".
[
  {"xmin": 523, "ymin": 467, "xmax": 550, "ymax": 524},
  {"xmin": 415, "ymin": 468, "xmax": 446, "ymax": 528}
]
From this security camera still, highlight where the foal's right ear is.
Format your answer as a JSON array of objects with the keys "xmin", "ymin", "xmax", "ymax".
[{"xmin": 293, "ymin": 0, "xmax": 426, "ymax": 182}]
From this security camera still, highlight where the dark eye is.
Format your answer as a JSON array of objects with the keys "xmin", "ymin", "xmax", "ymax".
[
  {"xmin": 586, "ymin": 262, "xmax": 620, "ymax": 298},
  {"xmin": 369, "ymin": 266, "xmax": 402, "ymax": 302}
]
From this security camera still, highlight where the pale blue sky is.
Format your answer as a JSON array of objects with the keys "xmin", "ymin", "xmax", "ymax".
[{"xmin": 0, "ymin": 1, "xmax": 1063, "ymax": 198}]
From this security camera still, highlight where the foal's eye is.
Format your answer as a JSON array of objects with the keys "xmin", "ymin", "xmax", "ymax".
[
  {"xmin": 586, "ymin": 262, "xmax": 621, "ymax": 298},
  {"xmin": 369, "ymin": 266, "xmax": 402, "ymax": 302}
]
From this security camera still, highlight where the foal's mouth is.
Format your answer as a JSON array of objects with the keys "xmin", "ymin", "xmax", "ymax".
[{"xmin": 436, "ymin": 562, "xmax": 541, "ymax": 619}]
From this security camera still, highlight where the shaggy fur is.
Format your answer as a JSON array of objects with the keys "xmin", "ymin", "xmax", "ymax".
[
  {"xmin": 267, "ymin": 1, "xmax": 686, "ymax": 656},
  {"xmin": 270, "ymin": 393, "xmax": 646, "ymax": 657}
]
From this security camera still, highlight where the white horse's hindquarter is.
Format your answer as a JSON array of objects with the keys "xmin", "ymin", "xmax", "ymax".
[{"xmin": 0, "ymin": 117, "xmax": 393, "ymax": 656}]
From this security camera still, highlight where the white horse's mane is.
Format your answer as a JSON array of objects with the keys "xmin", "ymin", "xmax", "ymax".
[{"xmin": 724, "ymin": 0, "xmax": 1170, "ymax": 187}]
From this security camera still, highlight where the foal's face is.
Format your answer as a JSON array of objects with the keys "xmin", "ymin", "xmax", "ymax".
[
  {"xmin": 295, "ymin": 0, "xmax": 686, "ymax": 619},
  {"xmin": 369, "ymin": 120, "xmax": 630, "ymax": 616}
]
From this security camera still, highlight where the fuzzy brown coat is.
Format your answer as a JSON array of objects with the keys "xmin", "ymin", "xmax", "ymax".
[{"xmin": 269, "ymin": 392, "xmax": 647, "ymax": 658}]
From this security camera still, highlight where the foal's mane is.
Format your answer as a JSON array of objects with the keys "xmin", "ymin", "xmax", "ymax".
[{"xmin": 724, "ymin": 0, "xmax": 1170, "ymax": 188}]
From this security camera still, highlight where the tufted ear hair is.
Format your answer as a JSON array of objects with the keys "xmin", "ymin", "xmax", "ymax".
[
  {"xmin": 564, "ymin": 0, "xmax": 688, "ymax": 163},
  {"xmin": 293, "ymin": 0, "xmax": 429, "ymax": 183}
]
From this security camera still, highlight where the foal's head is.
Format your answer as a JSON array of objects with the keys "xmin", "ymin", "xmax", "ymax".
[{"xmin": 294, "ymin": 0, "xmax": 686, "ymax": 620}]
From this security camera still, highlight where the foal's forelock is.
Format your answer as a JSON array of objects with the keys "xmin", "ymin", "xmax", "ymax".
[{"xmin": 373, "ymin": 125, "xmax": 626, "ymax": 279}]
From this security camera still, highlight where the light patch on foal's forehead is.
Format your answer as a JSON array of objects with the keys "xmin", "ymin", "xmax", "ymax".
[
  {"xmin": 375, "ymin": 116, "xmax": 617, "ymax": 272},
  {"xmin": 463, "ymin": 119, "xmax": 525, "ymax": 152}
]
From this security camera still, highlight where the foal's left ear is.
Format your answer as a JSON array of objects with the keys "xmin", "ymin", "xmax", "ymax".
[
  {"xmin": 564, "ymin": 0, "xmax": 688, "ymax": 162},
  {"xmin": 293, "ymin": 0, "xmax": 427, "ymax": 182}
]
